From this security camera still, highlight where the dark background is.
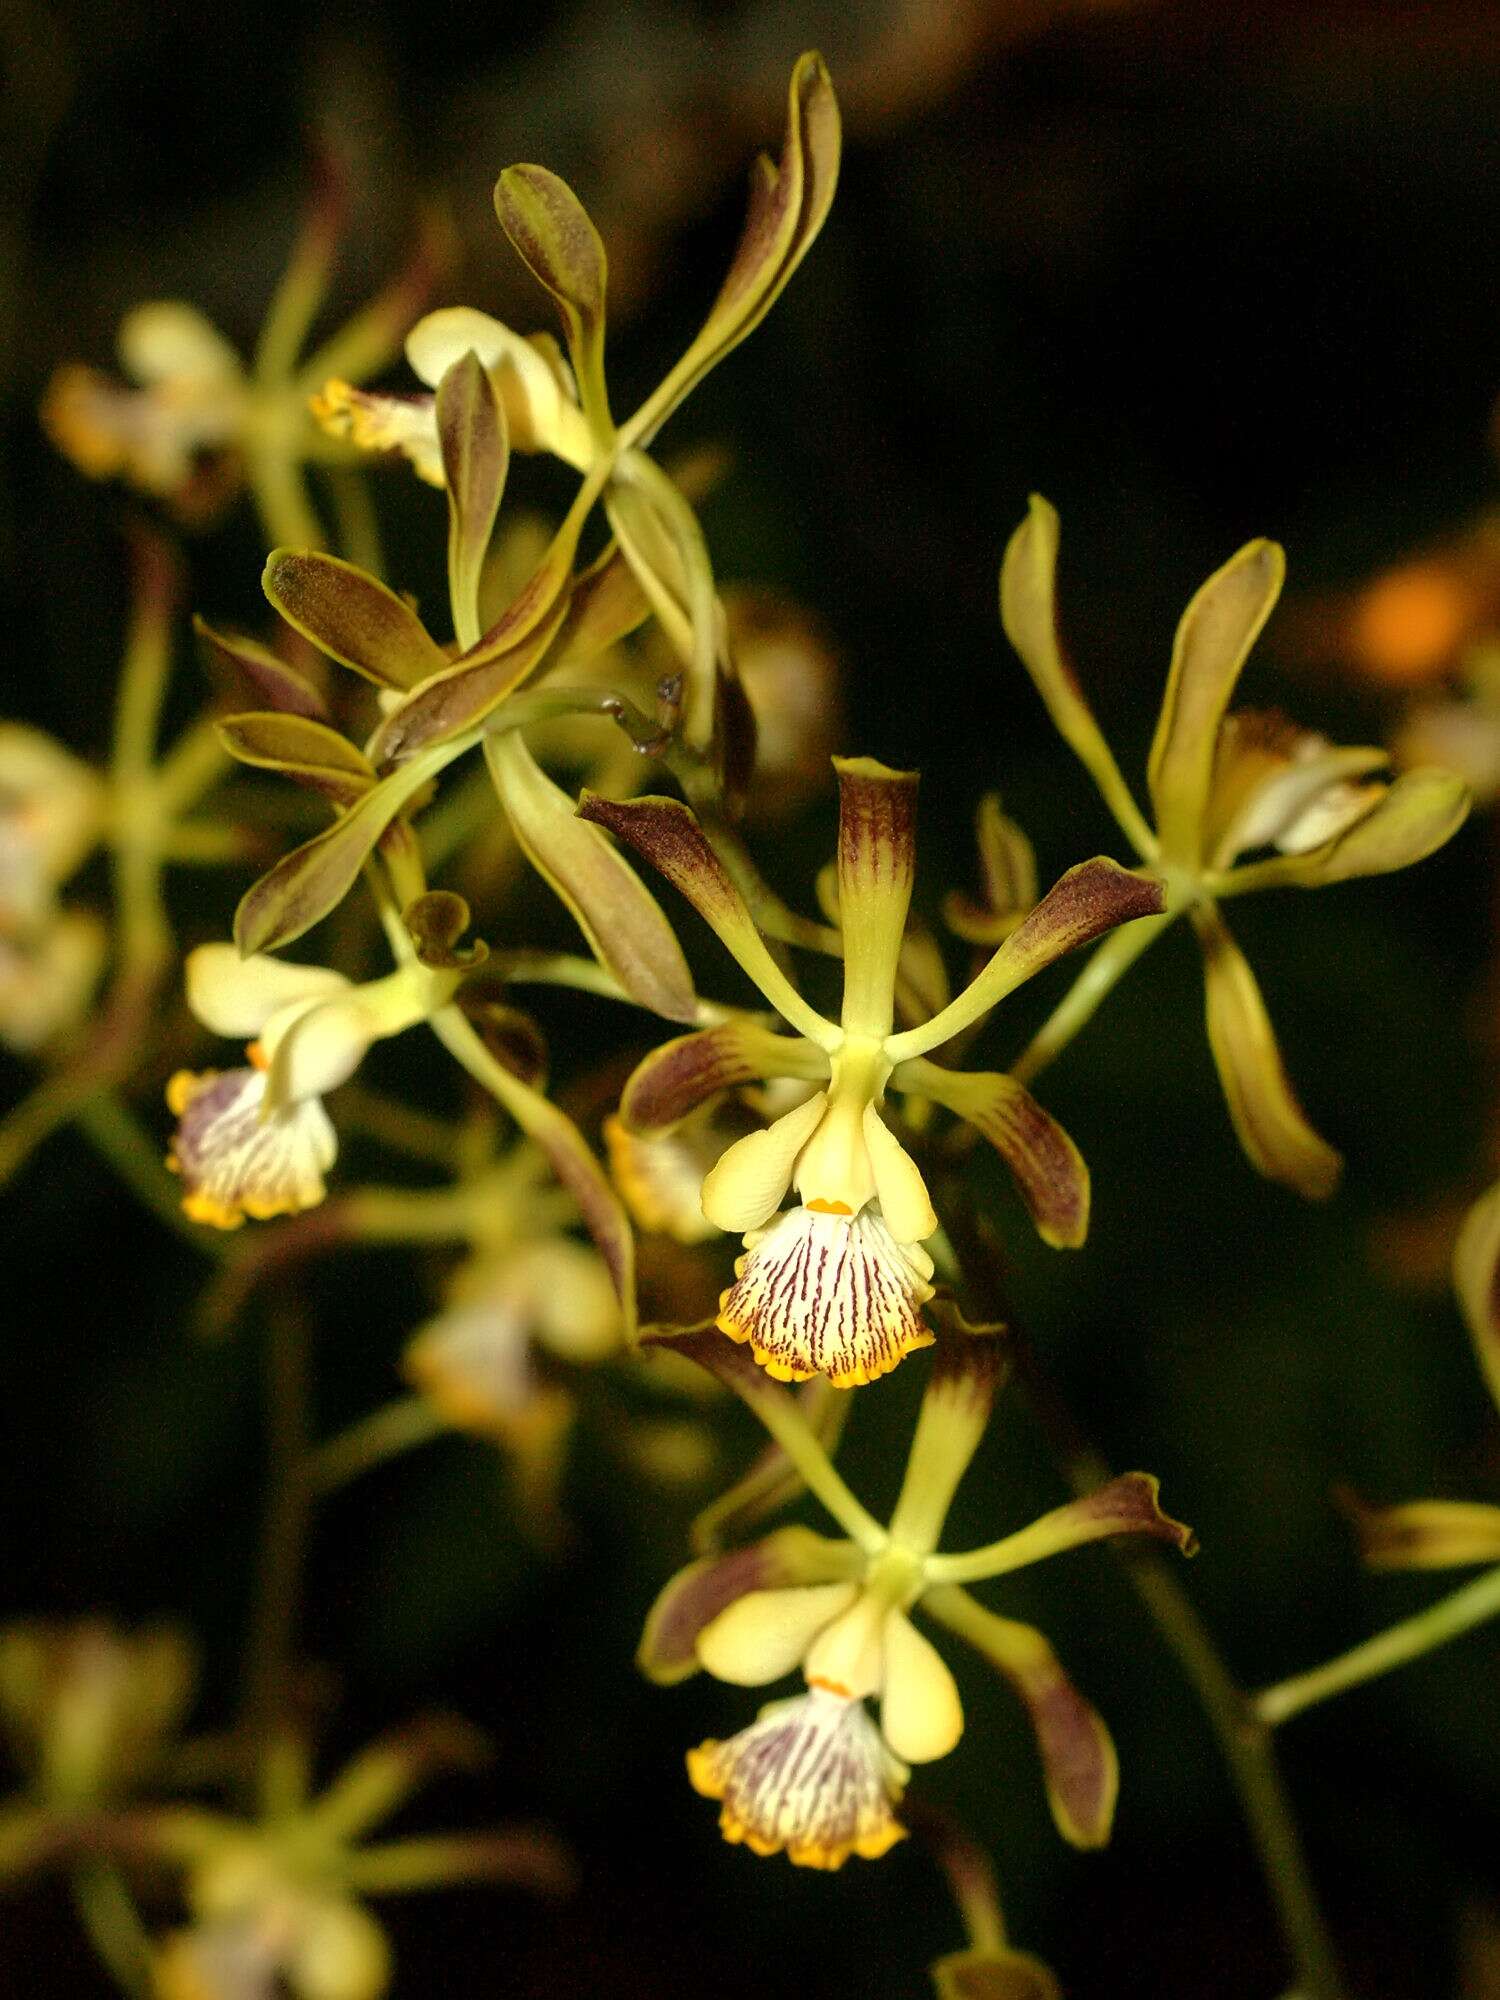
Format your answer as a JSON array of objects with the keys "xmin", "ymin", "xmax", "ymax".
[{"xmin": 4, "ymin": 1, "xmax": 1499, "ymax": 1993}]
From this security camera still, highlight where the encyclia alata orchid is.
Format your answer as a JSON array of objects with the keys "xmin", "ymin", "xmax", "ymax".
[
  {"xmin": 584, "ymin": 756, "xmax": 1163, "ymax": 1386},
  {"xmin": 638, "ymin": 1325, "xmax": 1194, "ymax": 1867},
  {"xmin": 166, "ymin": 942, "xmax": 462, "ymax": 1228},
  {"xmin": 1000, "ymin": 496, "xmax": 1471, "ymax": 1198}
]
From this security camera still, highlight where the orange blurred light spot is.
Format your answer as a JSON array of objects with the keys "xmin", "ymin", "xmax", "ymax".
[{"xmin": 1349, "ymin": 563, "xmax": 1474, "ymax": 685}]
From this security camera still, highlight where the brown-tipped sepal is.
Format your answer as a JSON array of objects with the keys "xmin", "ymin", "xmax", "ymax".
[
  {"xmin": 832, "ymin": 755, "xmax": 918, "ymax": 1037},
  {"xmin": 638, "ymin": 1527, "xmax": 861, "ymax": 1685},
  {"xmin": 262, "ymin": 549, "xmax": 449, "ymax": 691},
  {"xmin": 924, "ymin": 1589, "xmax": 1118, "ymax": 1849},
  {"xmin": 896, "ymin": 1061, "xmax": 1089, "ymax": 1249},
  {"xmin": 619, "ymin": 1021, "xmax": 827, "ymax": 1134}
]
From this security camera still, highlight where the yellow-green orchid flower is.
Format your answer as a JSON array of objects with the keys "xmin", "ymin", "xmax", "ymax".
[
  {"xmin": 310, "ymin": 51, "xmax": 840, "ymax": 768},
  {"xmin": 41, "ymin": 171, "xmax": 438, "ymax": 545},
  {"xmin": 586, "ymin": 756, "xmax": 1162, "ymax": 1385},
  {"xmin": 148, "ymin": 1720, "xmax": 568, "ymax": 2000},
  {"xmin": 999, "ymin": 495, "xmax": 1472, "ymax": 1198},
  {"xmin": 639, "ymin": 1326, "xmax": 1193, "ymax": 1867},
  {"xmin": 166, "ymin": 943, "xmax": 461, "ymax": 1229}
]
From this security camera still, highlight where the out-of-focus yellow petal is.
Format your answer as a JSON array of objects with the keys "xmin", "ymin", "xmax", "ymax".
[
  {"xmin": 118, "ymin": 303, "xmax": 241, "ymax": 386},
  {"xmin": 1457, "ymin": 1178, "xmax": 1500, "ymax": 1418},
  {"xmin": 1340, "ymin": 1490, "xmax": 1500, "ymax": 1571}
]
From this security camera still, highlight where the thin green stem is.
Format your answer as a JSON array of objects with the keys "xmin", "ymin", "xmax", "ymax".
[
  {"xmin": 1010, "ymin": 908, "xmax": 1174, "ymax": 1087},
  {"xmin": 253, "ymin": 213, "xmax": 330, "ymax": 387},
  {"xmin": 1120, "ymin": 1552, "xmax": 1346, "ymax": 1999},
  {"xmin": 152, "ymin": 716, "xmax": 230, "ymax": 820},
  {"xmin": 70, "ymin": 1861, "xmax": 154, "ymax": 1999},
  {"xmin": 344, "ymin": 1829, "xmax": 571, "ymax": 1896},
  {"xmin": 76, "ymin": 1092, "xmax": 222, "ymax": 1252},
  {"xmin": 310, "ymin": 1396, "xmax": 448, "ymax": 1492},
  {"xmin": 334, "ymin": 1081, "xmax": 462, "ymax": 1167},
  {"xmin": 949, "ymin": 1211, "xmax": 1347, "ymax": 2000},
  {"xmin": 1255, "ymin": 1562, "xmax": 1500, "ymax": 1727},
  {"xmin": 240, "ymin": 1302, "xmax": 314, "ymax": 1822},
  {"xmin": 325, "ymin": 464, "xmax": 386, "ymax": 577},
  {"xmin": 246, "ymin": 446, "xmax": 325, "ymax": 552}
]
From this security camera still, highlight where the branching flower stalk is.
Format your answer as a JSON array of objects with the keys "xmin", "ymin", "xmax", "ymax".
[{"xmin": 8, "ymin": 40, "xmax": 1484, "ymax": 2000}]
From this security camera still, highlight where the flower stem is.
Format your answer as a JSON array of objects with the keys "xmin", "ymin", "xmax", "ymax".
[
  {"xmin": 76, "ymin": 1091, "xmax": 222, "ymax": 1252},
  {"xmin": 1254, "ymin": 1561, "xmax": 1500, "ymax": 1727},
  {"xmin": 70, "ymin": 1861, "xmax": 154, "ymax": 1998},
  {"xmin": 310, "ymin": 1395, "xmax": 448, "ymax": 1492},
  {"xmin": 240, "ymin": 1300, "xmax": 314, "ymax": 1821},
  {"xmin": 1120, "ymin": 1546, "xmax": 1348, "ymax": 2000},
  {"xmin": 1010, "ymin": 909, "xmax": 1173, "ymax": 1086},
  {"xmin": 246, "ymin": 445, "xmax": 325, "ymax": 552},
  {"xmin": 950, "ymin": 1210, "xmax": 1347, "ymax": 1999}
]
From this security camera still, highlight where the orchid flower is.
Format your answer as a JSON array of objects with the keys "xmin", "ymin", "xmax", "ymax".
[
  {"xmin": 166, "ymin": 943, "xmax": 460, "ymax": 1228},
  {"xmin": 1000, "ymin": 496, "xmax": 1471, "ymax": 1198},
  {"xmin": 42, "ymin": 176, "xmax": 437, "ymax": 541},
  {"xmin": 639, "ymin": 1327, "xmax": 1193, "ymax": 1867},
  {"xmin": 586, "ymin": 757, "xmax": 1162, "ymax": 1385}
]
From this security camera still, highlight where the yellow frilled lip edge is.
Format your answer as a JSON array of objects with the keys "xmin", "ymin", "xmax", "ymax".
[{"xmin": 685, "ymin": 1742, "xmax": 906, "ymax": 1869}]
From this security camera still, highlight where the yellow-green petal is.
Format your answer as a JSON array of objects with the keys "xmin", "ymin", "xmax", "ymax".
[
  {"xmin": 1456, "ymin": 1176, "xmax": 1500, "ymax": 1418},
  {"xmin": 1147, "ymin": 537, "xmax": 1285, "ymax": 865},
  {"xmin": 577, "ymin": 791, "xmax": 836, "ymax": 1047},
  {"xmin": 998, "ymin": 497, "xmax": 1155, "ymax": 857},
  {"xmin": 833, "ymin": 756, "xmax": 918, "ymax": 1038},
  {"xmin": 1193, "ymin": 901, "xmax": 1341, "ymax": 1200}
]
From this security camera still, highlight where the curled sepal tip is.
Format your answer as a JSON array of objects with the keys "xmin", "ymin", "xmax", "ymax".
[{"xmin": 886, "ymin": 858, "xmax": 1165, "ymax": 1062}]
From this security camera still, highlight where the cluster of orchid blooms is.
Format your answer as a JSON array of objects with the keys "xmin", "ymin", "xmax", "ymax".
[{"xmin": 9, "ymin": 44, "xmax": 1496, "ymax": 2000}]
